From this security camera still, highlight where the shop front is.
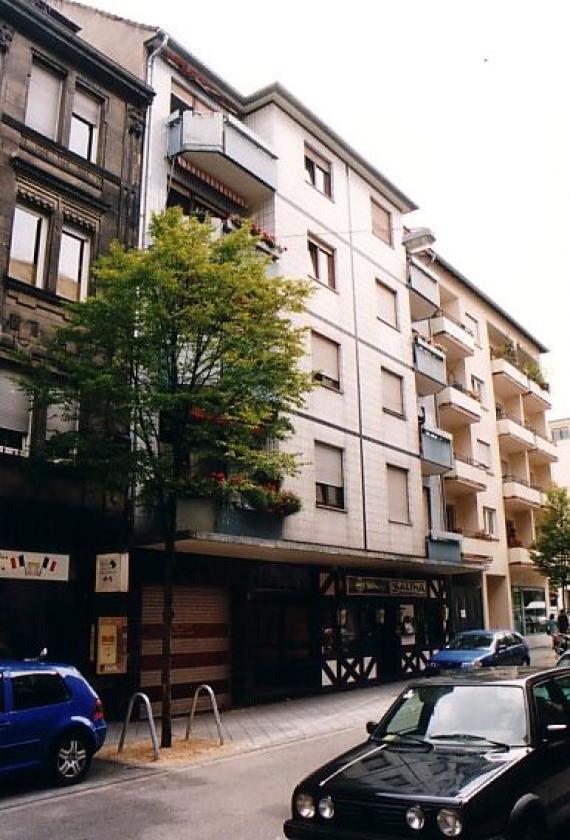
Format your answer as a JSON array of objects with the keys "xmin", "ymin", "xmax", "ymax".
[{"xmin": 511, "ymin": 585, "xmax": 548, "ymax": 635}]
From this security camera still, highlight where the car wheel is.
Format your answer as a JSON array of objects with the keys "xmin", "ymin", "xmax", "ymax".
[{"xmin": 50, "ymin": 731, "xmax": 92, "ymax": 785}]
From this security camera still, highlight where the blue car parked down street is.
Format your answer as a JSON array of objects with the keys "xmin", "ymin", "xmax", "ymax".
[
  {"xmin": 0, "ymin": 661, "xmax": 106, "ymax": 785},
  {"xmin": 426, "ymin": 629, "xmax": 531, "ymax": 673}
]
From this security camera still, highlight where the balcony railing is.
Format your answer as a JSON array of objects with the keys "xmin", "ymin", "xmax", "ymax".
[
  {"xmin": 445, "ymin": 456, "xmax": 487, "ymax": 497},
  {"xmin": 168, "ymin": 111, "xmax": 278, "ymax": 205},
  {"xmin": 437, "ymin": 382, "xmax": 482, "ymax": 428},
  {"xmin": 413, "ymin": 335, "xmax": 446, "ymax": 395},
  {"xmin": 407, "ymin": 261, "xmax": 440, "ymax": 321},
  {"xmin": 502, "ymin": 474, "xmax": 545, "ymax": 510},
  {"xmin": 426, "ymin": 530, "xmax": 462, "ymax": 564},
  {"xmin": 420, "ymin": 423, "xmax": 454, "ymax": 475},
  {"xmin": 430, "ymin": 309, "xmax": 475, "ymax": 359},
  {"xmin": 496, "ymin": 412, "xmax": 535, "ymax": 452}
]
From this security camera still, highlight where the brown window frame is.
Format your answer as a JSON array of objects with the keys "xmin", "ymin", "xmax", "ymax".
[
  {"xmin": 304, "ymin": 145, "xmax": 333, "ymax": 198},
  {"xmin": 307, "ymin": 235, "xmax": 336, "ymax": 290},
  {"xmin": 371, "ymin": 198, "xmax": 392, "ymax": 246}
]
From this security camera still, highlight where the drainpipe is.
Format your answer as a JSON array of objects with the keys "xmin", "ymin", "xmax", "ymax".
[{"xmin": 138, "ymin": 30, "xmax": 169, "ymax": 249}]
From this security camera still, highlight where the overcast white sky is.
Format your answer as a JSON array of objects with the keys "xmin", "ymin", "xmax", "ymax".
[{"xmin": 81, "ymin": 0, "xmax": 569, "ymax": 416}]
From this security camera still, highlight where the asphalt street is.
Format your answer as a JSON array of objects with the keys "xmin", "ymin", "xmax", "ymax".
[{"xmin": 0, "ymin": 726, "xmax": 362, "ymax": 840}]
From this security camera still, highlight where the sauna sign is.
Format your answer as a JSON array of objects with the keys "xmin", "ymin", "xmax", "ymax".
[
  {"xmin": 0, "ymin": 549, "xmax": 69, "ymax": 581},
  {"xmin": 347, "ymin": 576, "xmax": 427, "ymax": 598}
]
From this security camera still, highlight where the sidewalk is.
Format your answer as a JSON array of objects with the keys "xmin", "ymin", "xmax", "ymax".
[{"xmin": 105, "ymin": 680, "xmax": 406, "ymax": 755}]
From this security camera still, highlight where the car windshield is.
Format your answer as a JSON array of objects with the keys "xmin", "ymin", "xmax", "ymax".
[
  {"xmin": 447, "ymin": 633, "xmax": 494, "ymax": 651},
  {"xmin": 375, "ymin": 684, "xmax": 528, "ymax": 747}
]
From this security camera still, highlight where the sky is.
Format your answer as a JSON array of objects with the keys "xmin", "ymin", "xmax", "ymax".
[{"xmin": 75, "ymin": 0, "xmax": 570, "ymax": 416}]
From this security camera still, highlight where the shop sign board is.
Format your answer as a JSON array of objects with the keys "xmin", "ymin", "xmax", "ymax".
[
  {"xmin": 0, "ymin": 549, "xmax": 69, "ymax": 581},
  {"xmin": 347, "ymin": 576, "xmax": 427, "ymax": 598},
  {"xmin": 96, "ymin": 616, "xmax": 128, "ymax": 675},
  {"xmin": 95, "ymin": 553, "xmax": 129, "ymax": 593}
]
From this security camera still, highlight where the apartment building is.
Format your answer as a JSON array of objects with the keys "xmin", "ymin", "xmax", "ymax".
[
  {"xmin": 415, "ymin": 254, "xmax": 556, "ymax": 638},
  {"xmin": 44, "ymin": 1, "xmax": 556, "ymax": 714},
  {"xmin": 0, "ymin": 0, "xmax": 152, "ymax": 695}
]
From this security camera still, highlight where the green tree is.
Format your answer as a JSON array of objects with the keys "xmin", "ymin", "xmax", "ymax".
[
  {"xmin": 21, "ymin": 208, "xmax": 312, "ymax": 746},
  {"xmin": 531, "ymin": 486, "xmax": 570, "ymax": 608}
]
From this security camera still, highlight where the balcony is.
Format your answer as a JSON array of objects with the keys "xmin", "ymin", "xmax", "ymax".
[
  {"xmin": 430, "ymin": 311, "xmax": 475, "ymax": 359},
  {"xmin": 496, "ymin": 414, "xmax": 535, "ymax": 453},
  {"xmin": 508, "ymin": 546, "xmax": 533, "ymax": 566},
  {"xmin": 502, "ymin": 475, "xmax": 545, "ymax": 511},
  {"xmin": 444, "ymin": 457, "xmax": 487, "ymax": 498},
  {"xmin": 461, "ymin": 532, "xmax": 496, "ymax": 565},
  {"xmin": 491, "ymin": 356, "xmax": 528, "ymax": 398},
  {"xmin": 413, "ymin": 336, "xmax": 446, "ymax": 396},
  {"xmin": 426, "ymin": 530, "xmax": 462, "ymax": 564},
  {"xmin": 528, "ymin": 430, "xmax": 557, "ymax": 466},
  {"xmin": 168, "ymin": 111, "xmax": 278, "ymax": 205},
  {"xmin": 420, "ymin": 423, "xmax": 454, "ymax": 475},
  {"xmin": 407, "ymin": 261, "xmax": 440, "ymax": 321},
  {"xmin": 523, "ymin": 377, "xmax": 552, "ymax": 411},
  {"xmin": 437, "ymin": 383, "xmax": 482, "ymax": 429}
]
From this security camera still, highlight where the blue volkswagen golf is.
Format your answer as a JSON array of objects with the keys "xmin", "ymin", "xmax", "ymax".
[
  {"xmin": 0, "ymin": 661, "xmax": 106, "ymax": 785},
  {"xmin": 426, "ymin": 629, "xmax": 531, "ymax": 673}
]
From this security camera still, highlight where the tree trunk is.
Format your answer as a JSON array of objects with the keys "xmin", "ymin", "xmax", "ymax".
[{"xmin": 160, "ymin": 496, "xmax": 177, "ymax": 748}]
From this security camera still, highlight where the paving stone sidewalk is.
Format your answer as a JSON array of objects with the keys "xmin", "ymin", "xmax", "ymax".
[{"xmin": 105, "ymin": 680, "xmax": 407, "ymax": 755}]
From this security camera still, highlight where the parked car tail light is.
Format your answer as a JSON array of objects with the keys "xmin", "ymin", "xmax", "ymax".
[{"xmin": 93, "ymin": 697, "xmax": 105, "ymax": 722}]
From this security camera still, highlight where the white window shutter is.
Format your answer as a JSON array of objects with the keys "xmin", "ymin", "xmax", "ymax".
[
  {"xmin": 25, "ymin": 64, "xmax": 61, "ymax": 139},
  {"xmin": 312, "ymin": 333, "xmax": 339, "ymax": 381},
  {"xmin": 315, "ymin": 442, "xmax": 343, "ymax": 487},
  {"xmin": 387, "ymin": 465, "xmax": 409, "ymax": 522}
]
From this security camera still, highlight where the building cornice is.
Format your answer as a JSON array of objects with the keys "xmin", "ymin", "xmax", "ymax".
[{"xmin": 0, "ymin": 0, "xmax": 153, "ymax": 106}]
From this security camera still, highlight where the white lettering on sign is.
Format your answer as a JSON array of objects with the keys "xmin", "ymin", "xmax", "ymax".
[{"xmin": 0, "ymin": 549, "xmax": 70, "ymax": 581}]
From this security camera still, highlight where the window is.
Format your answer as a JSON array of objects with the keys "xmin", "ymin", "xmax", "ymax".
[
  {"xmin": 315, "ymin": 442, "xmax": 344, "ymax": 509},
  {"xmin": 477, "ymin": 439, "xmax": 491, "ymax": 469},
  {"xmin": 69, "ymin": 88, "xmax": 100, "ymax": 162},
  {"xmin": 446, "ymin": 504, "xmax": 458, "ymax": 533},
  {"xmin": 8, "ymin": 205, "xmax": 48, "ymax": 287},
  {"xmin": 46, "ymin": 403, "xmax": 78, "ymax": 440},
  {"xmin": 387, "ymin": 465, "xmax": 410, "ymax": 524},
  {"xmin": 553, "ymin": 426, "xmax": 570, "ymax": 442},
  {"xmin": 371, "ymin": 199, "xmax": 392, "ymax": 245},
  {"xmin": 311, "ymin": 332, "xmax": 340, "ymax": 390},
  {"xmin": 0, "ymin": 372, "xmax": 30, "ymax": 454},
  {"xmin": 483, "ymin": 507, "xmax": 497, "ymax": 536},
  {"xmin": 376, "ymin": 281, "xmax": 398, "ymax": 329},
  {"xmin": 25, "ymin": 61, "xmax": 62, "ymax": 140},
  {"xmin": 11, "ymin": 672, "xmax": 70, "ymax": 711},
  {"xmin": 170, "ymin": 80, "xmax": 214, "ymax": 116},
  {"xmin": 57, "ymin": 228, "xmax": 90, "ymax": 301},
  {"xmin": 465, "ymin": 313, "xmax": 480, "ymax": 344},
  {"xmin": 382, "ymin": 368, "xmax": 404, "ymax": 416},
  {"xmin": 307, "ymin": 236, "xmax": 335, "ymax": 289},
  {"xmin": 304, "ymin": 145, "xmax": 332, "ymax": 197},
  {"xmin": 471, "ymin": 375, "xmax": 485, "ymax": 405}
]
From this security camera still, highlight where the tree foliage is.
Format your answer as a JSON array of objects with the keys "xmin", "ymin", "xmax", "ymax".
[
  {"xmin": 24, "ymin": 208, "xmax": 313, "ymax": 508},
  {"xmin": 20, "ymin": 208, "xmax": 313, "ymax": 746},
  {"xmin": 531, "ymin": 486, "xmax": 570, "ymax": 597}
]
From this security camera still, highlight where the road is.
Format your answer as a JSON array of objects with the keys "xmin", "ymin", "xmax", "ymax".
[{"xmin": 0, "ymin": 727, "xmax": 362, "ymax": 840}]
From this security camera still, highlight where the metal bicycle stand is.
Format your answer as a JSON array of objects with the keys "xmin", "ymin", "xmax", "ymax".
[
  {"xmin": 185, "ymin": 683, "xmax": 224, "ymax": 746},
  {"xmin": 118, "ymin": 691, "xmax": 160, "ymax": 761}
]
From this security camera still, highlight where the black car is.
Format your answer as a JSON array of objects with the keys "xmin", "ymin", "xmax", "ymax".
[{"xmin": 284, "ymin": 668, "xmax": 570, "ymax": 840}]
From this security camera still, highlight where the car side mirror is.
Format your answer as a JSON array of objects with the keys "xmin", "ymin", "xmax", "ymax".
[
  {"xmin": 366, "ymin": 721, "xmax": 377, "ymax": 736},
  {"xmin": 545, "ymin": 723, "xmax": 569, "ymax": 740}
]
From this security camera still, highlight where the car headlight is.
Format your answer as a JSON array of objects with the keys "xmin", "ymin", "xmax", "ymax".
[
  {"xmin": 318, "ymin": 796, "xmax": 334, "ymax": 819},
  {"xmin": 437, "ymin": 808, "xmax": 463, "ymax": 836},
  {"xmin": 406, "ymin": 805, "xmax": 425, "ymax": 830},
  {"xmin": 295, "ymin": 792, "xmax": 316, "ymax": 819}
]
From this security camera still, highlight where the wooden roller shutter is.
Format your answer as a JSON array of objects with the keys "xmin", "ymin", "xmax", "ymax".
[{"xmin": 140, "ymin": 586, "xmax": 230, "ymax": 716}]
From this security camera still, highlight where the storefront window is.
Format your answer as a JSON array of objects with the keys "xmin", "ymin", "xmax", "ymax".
[{"xmin": 511, "ymin": 586, "xmax": 547, "ymax": 635}]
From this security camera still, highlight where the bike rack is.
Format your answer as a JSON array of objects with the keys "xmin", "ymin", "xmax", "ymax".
[
  {"xmin": 118, "ymin": 691, "xmax": 160, "ymax": 761},
  {"xmin": 185, "ymin": 683, "xmax": 224, "ymax": 746}
]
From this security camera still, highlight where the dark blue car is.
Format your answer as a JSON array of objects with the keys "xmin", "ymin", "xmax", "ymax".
[
  {"xmin": 426, "ymin": 629, "xmax": 530, "ymax": 673},
  {"xmin": 0, "ymin": 661, "xmax": 106, "ymax": 785}
]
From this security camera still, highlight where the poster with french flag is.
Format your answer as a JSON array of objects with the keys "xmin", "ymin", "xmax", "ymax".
[{"xmin": 0, "ymin": 549, "xmax": 70, "ymax": 581}]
